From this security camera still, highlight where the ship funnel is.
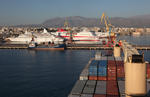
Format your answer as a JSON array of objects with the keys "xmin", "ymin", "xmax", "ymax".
[
  {"xmin": 114, "ymin": 44, "xmax": 121, "ymax": 57},
  {"xmin": 125, "ymin": 54, "xmax": 146, "ymax": 97}
]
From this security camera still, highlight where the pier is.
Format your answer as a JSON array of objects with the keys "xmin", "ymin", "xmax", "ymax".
[{"xmin": 0, "ymin": 43, "xmax": 150, "ymax": 50}]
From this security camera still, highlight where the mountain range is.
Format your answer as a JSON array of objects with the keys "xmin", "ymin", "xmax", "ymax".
[{"xmin": 17, "ymin": 14, "xmax": 150, "ymax": 28}]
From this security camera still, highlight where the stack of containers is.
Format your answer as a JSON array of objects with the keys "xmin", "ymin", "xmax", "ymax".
[
  {"xmin": 82, "ymin": 80, "xmax": 96, "ymax": 95},
  {"xmin": 116, "ymin": 61, "xmax": 124, "ymax": 79},
  {"xmin": 107, "ymin": 57, "xmax": 117, "ymax": 81},
  {"xmin": 118, "ymin": 81, "xmax": 125, "ymax": 97},
  {"xmin": 147, "ymin": 64, "xmax": 150, "ymax": 79},
  {"xmin": 89, "ymin": 60, "xmax": 99, "ymax": 80},
  {"xmin": 115, "ymin": 57, "xmax": 125, "ymax": 80},
  {"xmin": 98, "ymin": 60, "xmax": 107, "ymax": 80},
  {"xmin": 68, "ymin": 80, "xmax": 87, "ymax": 97},
  {"xmin": 106, "ymin": 81, "xmax": 119, "ymax": 97},
  {"xmin": 94, "ymin": 81, "xmax": 106, "ymax": 97}
]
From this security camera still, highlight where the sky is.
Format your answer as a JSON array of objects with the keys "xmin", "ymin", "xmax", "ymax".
[{"xmin": 0, "ymin": 0, "xmax": 150, "ymax": 25}]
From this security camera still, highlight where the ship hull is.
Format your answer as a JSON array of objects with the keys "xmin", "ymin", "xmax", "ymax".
[{"xmin": 28, "ymin": 44, "xmax": 66, "ymax": 50}]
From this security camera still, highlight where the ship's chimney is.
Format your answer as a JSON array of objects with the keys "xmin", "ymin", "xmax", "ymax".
[{"xmin": 125, "ymin": 54, "xmax": 147, "ymax": 97}]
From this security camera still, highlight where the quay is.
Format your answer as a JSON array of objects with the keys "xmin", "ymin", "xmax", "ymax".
[
  {"xmin": 68, "ymin": 40, "xmax": 150, "ymax": 97},
  {"xmin": 0, "ymin": 44, "xmax": 28, "ymax": 49},
  {"xmin": 132, "ymin": 45, "xmax": 150, "ymax": 50},
  {"xmin": 0, "ymin": 43, "xmax": 150, "ymax": 50},
  {"xmin": 66, "ymin": 44, "xmax": 113, "ymax": 50}
]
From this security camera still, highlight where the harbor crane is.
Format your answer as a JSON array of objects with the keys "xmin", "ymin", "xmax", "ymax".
[
  {"xmin": 100, "ymin": 13, "xmax": 115, "ymax": 38},
  {"xmin": 101, "ymin": 13, "xmax": 115, "ymax": 47}
]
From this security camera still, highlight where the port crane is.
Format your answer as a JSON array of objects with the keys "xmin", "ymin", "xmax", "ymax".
[
  {"xmin": 64, "ymin": 19, "xmax": 74, "ymax": 44},
  {"xmin": 100, "ymin": 13, "xmax": 115, "ymax": 47},
  {"xmin": 100, "ymin": 13, "xmax": 115, "ymax": 38}
]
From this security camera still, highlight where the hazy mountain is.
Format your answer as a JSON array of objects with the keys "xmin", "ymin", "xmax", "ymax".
[
  {"xmin": 15, "ymin": 14, "xmax": 150, "ymax": 28},
  {"xmin": 42, "ymin": 16, "xmax": 100, "ymax": 27}
]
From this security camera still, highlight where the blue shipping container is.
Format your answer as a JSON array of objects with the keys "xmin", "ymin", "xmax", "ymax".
[
  {"xmin": 98, "ymin": 67, "xmax": 107, "ymax": 76},
  {"xmin": 89, "ymin": 65, "xmax": 97, "ymax": 76},
  {"xmin": 90, "ymin": 60, "xmax": 99, "ymax": 66},
  {"xmin": 98, "ymin": 60, "xmax": 107, "ymax": 66}
]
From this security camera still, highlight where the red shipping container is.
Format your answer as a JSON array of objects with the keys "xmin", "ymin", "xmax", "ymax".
[
  {"xmin": 89, "ymin": 76, "xmax": 97, "ymax": 80},
  {"xmin": 106, "ymin": 95, "xmax": 119, "ymax": 97},
  {"xmin": 107, "ymin": 64, "xmax": 116, "ymax": 77},
  {"xmin": 98, "ymin": 76, "xmax": 107, "ymax": 81},
  {"xmin": 107, "ymin": 76, "xmax": 116, "ymax": 81},
  {"xmin": 147, "ymin": 64, "xmax": 150, "ymax": 79},
  {"xmin": 94, "ymin": 94, "xmax": 106, "ymax": 97},
  {"xmin": 117, "ymin": 65, "xmax": 125, "ymax": 77},
  {"xmin": 108, "ymin": 60, "xmax": 116, "ymax": 65},
  {"xmin": 106, "ymin": 81, "xmax": 119, "ymax": 96},
  {"xmin": 116, "ymin": 61, "xmax": 124, "ymax": 66}
]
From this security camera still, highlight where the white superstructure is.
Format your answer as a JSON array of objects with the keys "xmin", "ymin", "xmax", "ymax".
[{"xmin": 6, "ymin": 29, "xmax": 64, "ymax": 44}]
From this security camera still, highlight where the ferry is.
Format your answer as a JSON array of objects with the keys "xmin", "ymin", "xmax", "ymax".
[
  {"xmin": 5, "ymin": 29, "xmax": 65, "ymax": 44},
  {"xmin": 53, "ymin": 29, "xmax": 108, "ymax": 44}
]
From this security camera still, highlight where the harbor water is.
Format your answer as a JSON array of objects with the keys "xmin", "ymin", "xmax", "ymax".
[{"xmin": 0, "ymin": 35, "xmax": 150, "ymax": 97}]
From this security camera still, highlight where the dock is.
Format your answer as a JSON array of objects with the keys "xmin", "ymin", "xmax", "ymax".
[
  {"xmin": 132, "ymin": 45, "xmax": 150, "ymax": 50},
  {"xmin": 0, "ymin": 43, "xmax": 150, "ymax": 50},
  {"xmin": 0, "ymin": 44, "xmax": 28, "ymax": 49},
  {"xmin": 66, "ymin": 44, "xmax": 113, "ymax": 50}
]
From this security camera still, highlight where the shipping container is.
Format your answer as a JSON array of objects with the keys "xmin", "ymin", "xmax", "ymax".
[
  {"xmin": 95, "ymin": 81, "xmax": 106, "ymax": 94},
  {"xmin": 89, "ymin": 66, "xmax": 97, "ymax": 76},
  {"xmin": 117, "ymin": 77, "xmax": 125, "ymax": 81},
  {"xmin": 101, "ymin": 56, "xmax": 107, "ymax": 60},
  {"xmin": 90, "ymin": 60, "xmax": 99, "ymax": 66},
  {"xmin": 107, "ymin": 77, "xmax": 116, "ymax": 81},
  {"xmin": 117, "ymin": 65, "xmax": 125, "ymax": 78},
  {"xmin": 147, "ymin": 64, "xmax": 150, "ymax": 79},
  {"xmin": 83, "ymin": 80, "xmax": 96, "ymax": 94},
  {"xmin": 106, "ymin": 81, "xmax": 119, "ymax": 96},
  {"xmin": 115, "ymin": 57, "xmax": 123, "ymax": 61},
  {"xmin": 147, "ymin": 81, "xmax": 150, "ymax": 96},
  {"xmin": 98, "ymin": 60, "xmax": 107, "ymax": 77},
  {"xmin": 68, "ymin": 94, "xmax": 80, "ymax": 97},
  {"xmin": 70, "ymin": 80, "xmax": 87, "ymax": 95},
  {"xmin": 108, "ymin": 60, "xmax": 116, "ymax": 65},
  {"xmin": 99, "ymin": 60, "xmax": 107, "ymax": 66},
  {"xmin": 118, "ymin": 81, "xmax": 125, "ymax": 97},
  {"xmin": 93, "ymin": 94, "xmax": 106, "ymax": 97},
  {"xmin": 98, "ymin": 67, "xmax": 107, "ymax": 76},
  {"xmin": 98, "ymin": 76, "xmax": 107, "ymax": 81},
  {"xmin": 115, "ymin": 61, "xmax": 124, "ymax": 66},
  {"xmin": 105, "ymin": 50, "xmax": 113, "ymax": 56},
  {"xmin": 81, "ymin": 94, "xmax": 93, "ymax": 97},
  {"xmin": 95, "ymin": 52, "xmax": 102, "ymax": 60},
  {"xmin": 80, "ymin": 69, "xmax": 88, "ymax": 80},
  {"xmin": 107, "ymin": 56, "xmax": 114, "ymax": 61},
  {"xmin": 89, "ymin": 76, "xmax": 98, "ymax": 80},
  {"xmin": 106, "ymin": 95, "xmax": 119, "ymax": 97},
  {"xmin": 107, "ymin": 61, "xmax": 116, "ymax": 81}
]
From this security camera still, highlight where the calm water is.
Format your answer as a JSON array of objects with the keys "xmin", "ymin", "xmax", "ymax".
[
  {"xmin": 0, "ymin": 35, "xmax": 150, "ymax": 97},
  {"xmin": 117, "ymin": 34, "xmax": 150, "ymax": 45},
  {"xmin": 0, "ymin": 50, "xmax": 97, "ymax": 97}
]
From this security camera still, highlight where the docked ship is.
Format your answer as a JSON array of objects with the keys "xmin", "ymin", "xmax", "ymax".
[
  {"xmin": 28, "ymin": 38, "xmax": 66, "ymax": 50},
  {"xmin": 6, "ymin": 29, "xmax": 65, "ymax": 44},
  {"xmin": 53, "ymin": 29, "xmax": 108, "ymax": 44}
]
